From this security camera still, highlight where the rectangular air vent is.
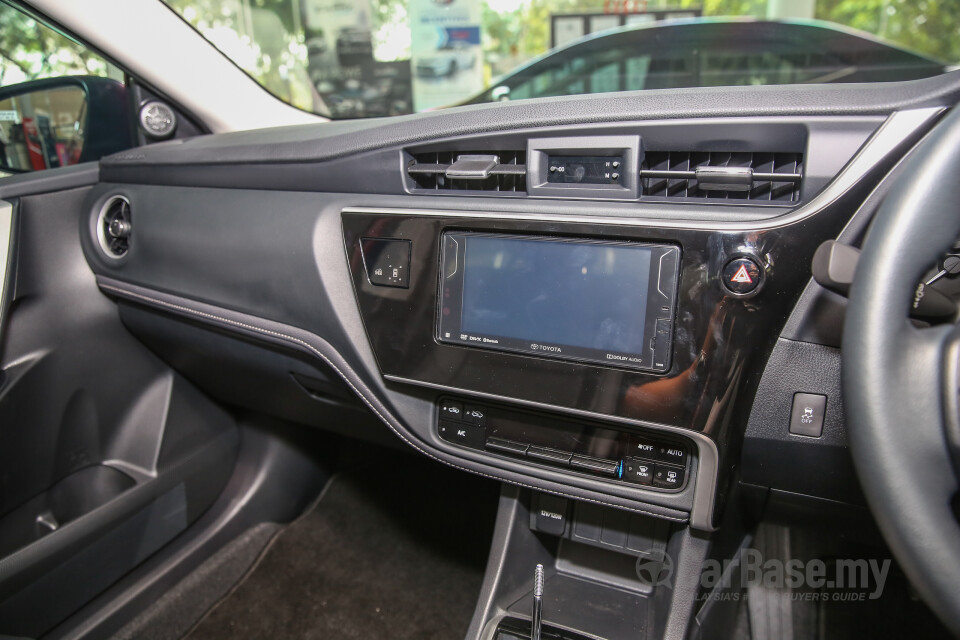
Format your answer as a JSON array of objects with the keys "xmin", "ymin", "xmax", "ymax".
[
  {"xmin": 407, "ymin": 150, "xmax": 527, "ymax": 193},
  {"xmin": 640, "ymin": 151, "xmax": 803, "ymax": 202}
]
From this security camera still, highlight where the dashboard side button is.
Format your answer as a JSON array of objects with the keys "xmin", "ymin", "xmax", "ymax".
[{"xmin": 789, "ymin": 392, "xmax": 827, "ymax": 438}]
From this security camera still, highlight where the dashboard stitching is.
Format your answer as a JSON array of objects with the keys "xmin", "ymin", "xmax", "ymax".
[{"xmin": 98, "ymin": 281, "xmax": 690, "ymax": 522}]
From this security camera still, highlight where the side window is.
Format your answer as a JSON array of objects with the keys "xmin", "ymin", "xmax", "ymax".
[{"xmin": 0, "ymin": 2, "xmax": 130, "ymax": 174}]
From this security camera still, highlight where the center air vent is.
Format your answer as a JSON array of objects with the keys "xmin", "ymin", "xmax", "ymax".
[
  {"xmin": 640, "ymin": 151, "xmax": 803, "ymax": 202},
  {"xmin": 96, "ymin": 195, "xmax": 132, "ymax": 258},
  {"xmin": 407, "ymin": 150, "xmax": 527, "ymax": 193}
]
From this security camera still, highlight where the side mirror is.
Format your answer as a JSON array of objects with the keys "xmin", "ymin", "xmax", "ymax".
[
  {"xmin": 0, "ymin": 76, "xmax": 132, "ymax": 174},
  {"xmin": 491, "ymin": 85, "xmax": 511, "ymax": 101}
]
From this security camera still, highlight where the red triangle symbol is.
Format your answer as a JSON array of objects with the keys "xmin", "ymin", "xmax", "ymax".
[{"xmin": 731, "ymin": 264, "xmax": 753, "ymax": 284}]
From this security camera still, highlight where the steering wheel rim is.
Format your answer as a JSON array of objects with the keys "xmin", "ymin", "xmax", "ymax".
[{"xmin": 843, "ymin": 106, "xmax": 960, "ymax": 635}]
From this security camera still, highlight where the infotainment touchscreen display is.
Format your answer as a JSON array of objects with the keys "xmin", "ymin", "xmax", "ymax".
[{"xmin": 437, "ymin": 232, "xmax": 680, "ymax": 372}]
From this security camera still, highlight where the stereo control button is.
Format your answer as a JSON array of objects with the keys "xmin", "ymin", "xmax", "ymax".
[
  {"xmin": 623, "ymin": 458, "xmax": 654, "ymax": 485},
  {"xmin": 439, "ymin": 399, "xmax": 464, "ymax": 421},
  {"xmin": 652, "ymin": 319, "xmax": 673, "ymax": 370},
  {"xmin": 462, "ymin": 405, "xmax": 487, "ymax": 426},
  {"xmin": 438, "ymin": 420, "xmax": 485, "ymax": 449},
  {"xmin": 653, "ymin": 465, "xmax": 685, "ymax": 489}
]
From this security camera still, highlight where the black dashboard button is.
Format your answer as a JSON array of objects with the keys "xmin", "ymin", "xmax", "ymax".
[
  {"xmin": 653, "ymin": 465, "xmax": 685, "ymax": 488},
  {"xmin": 722, "ymin": 257, "xmax": 762, "ymax": 295},
  {"xmin": 486, "ymin": 437, "xmax": 528, "ymax": 455},
  {"xmin": 656, "ymin": 444, "xmax": 688, "ymax": 465},
  {"xmin": 533, "ymin": 494, "xmax": 568, "ymax": 536},
  {"xmin": 623, "ymin": 458, "xmax": 654, "ymax": 485},
  {"xmin": 361, "ymin": 238, "xmax": 411, "ymax": 288},
  {"xmin": 789, "ymin": 392, "xmax": 826, "ymax": 438},
  {"xmin": 439, "ymin": 399, "xmax": 464, "ymax": 421},
  {"xmin": 629, "ymin": 437, "xmax": 658, "ymax": 460},
  {"xmin": 527, "ymin": 447, "xmax": 572, "ymax": 464},
  {"xmin": 570, "ymin": 456, "xmax": 618, "ymax": 476},
  {"xmin": 462, "ymin": 405, "xmax": 487, "ymax": 426},
  {"xmin": 438, "ymin": 420, "xmax": 485, "ymax": 449}
]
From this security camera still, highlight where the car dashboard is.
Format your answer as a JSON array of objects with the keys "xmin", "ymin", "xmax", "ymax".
[{"xmin": 73, "ymin": 77, "xmax": 957, "ymax": 538}]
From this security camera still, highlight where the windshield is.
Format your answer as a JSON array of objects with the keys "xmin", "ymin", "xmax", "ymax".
[{"xmin": 161, "ymin": 0, "xmax": 956, "ymax": 119}]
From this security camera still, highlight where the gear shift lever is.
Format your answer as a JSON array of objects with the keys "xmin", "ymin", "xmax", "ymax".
[{"xmin": 532, "ymin": 564, "xmax": 544, "ymax": 640}]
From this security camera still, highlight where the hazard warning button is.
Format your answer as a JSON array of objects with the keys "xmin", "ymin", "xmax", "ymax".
[{"xmin": 722, "ymin": 257, "xmax": 762, "ymax": 295}]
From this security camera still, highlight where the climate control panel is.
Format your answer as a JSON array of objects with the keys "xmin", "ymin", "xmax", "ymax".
[{"xmin": 436, "ymin": 397, "xmax": 691, "ymax": 491}]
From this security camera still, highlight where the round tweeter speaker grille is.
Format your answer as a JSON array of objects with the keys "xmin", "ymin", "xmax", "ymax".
[{"xmin": 139, "ymin": 100, "xmax": 177, "ymax": 139}]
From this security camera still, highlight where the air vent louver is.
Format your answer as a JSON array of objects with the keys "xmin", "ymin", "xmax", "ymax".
[
  {"xmin": 96, "ymin": 195, "xmax": 132, "ymax": 258},
  {"xmin": 641, "ymin": 151, "xmax": 803, "ymax": 202},
  {"xmin": 407, "ymin": 150, "xmax": 527, "ymax": 193}
]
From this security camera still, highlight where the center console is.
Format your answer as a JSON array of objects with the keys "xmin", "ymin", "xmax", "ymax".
[{"xmin": 340, "ymin": 138, "xmax": 850, "ymax": 537}]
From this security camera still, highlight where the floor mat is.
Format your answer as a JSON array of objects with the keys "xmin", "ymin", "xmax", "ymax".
[{"xmin": 185, "ymin": 455, "xmax": 499, "ymax": 640}]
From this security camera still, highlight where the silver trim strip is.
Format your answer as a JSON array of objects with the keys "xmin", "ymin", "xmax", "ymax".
[
  {"xmin": 0, "ymin": 200, "xmax": 12, "ymax": 340},
  {"xmin": 385, "ymin": 373, "xmax": 719, "ymax": 531},
  {"xmin": 345, "ymin": 107, "xmax": 942, "ymax": 232},
  {"xmin": 656, "ymin": 251, "xmax": 668, "ymax": 299}
]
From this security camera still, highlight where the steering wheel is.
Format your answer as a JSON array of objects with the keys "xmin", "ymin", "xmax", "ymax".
[{"xmin": 844, "ymin": 105, "xmax": 960, "ymax": 636}]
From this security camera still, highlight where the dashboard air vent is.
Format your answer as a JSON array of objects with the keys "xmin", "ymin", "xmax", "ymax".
[
  {"xmin": 640, "ymin": 151, "xmax": 803, "ymax": 202},
  {"xmin": 96, "ymin": 195, "xmax": 132, "ymax": 258},
  {"xmin": 407, "ymin": 150, "xmax": 527, "ymax": 193}
]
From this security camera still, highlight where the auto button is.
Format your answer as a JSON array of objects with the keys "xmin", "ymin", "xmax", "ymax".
[{"xmin": 656, "ymin": 444, "xmax": 688, "ymax": 465}]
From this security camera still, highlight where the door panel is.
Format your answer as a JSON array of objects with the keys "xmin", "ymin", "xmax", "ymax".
[{"xmin": 0, "ymin": 181, "xmax": 238, "ymax": 636}]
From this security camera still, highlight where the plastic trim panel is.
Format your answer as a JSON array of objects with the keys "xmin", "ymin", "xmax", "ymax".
[
  {"xmin": 96, "ymin": 276, "xmax": 706, "ymax": 528},
  {"xmin": 386, "ymin": 374, "xmax": 719, "ymax": 531}
]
